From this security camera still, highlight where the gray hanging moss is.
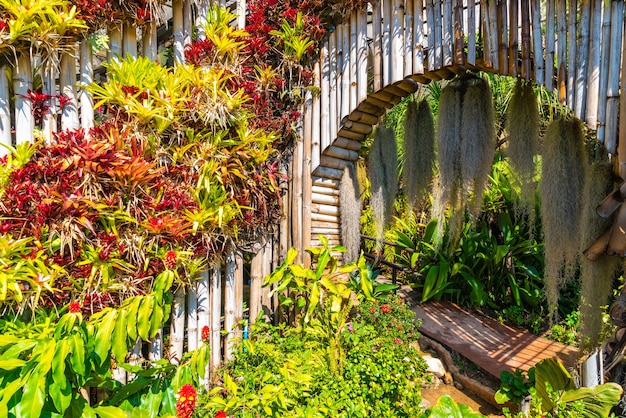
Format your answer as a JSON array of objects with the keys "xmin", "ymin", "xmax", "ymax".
[
  {"xmin": 579, "ymin": 162, "xmax": 620, "ymax": 350},
  {"xmin": 403, "ymin": 99, "xmax": 435, "ymax": 209},
  {"xmin": 541, "ymin": 116, "xmax": 589, "ymax": 320},
  {"xmin": 460, "ymin": 79, "xmax": 496, "ymax": 217},
  {"xmin": 506, "ymin": 78, "xmax": 540, "ymax": 222},
  {"xmin": 340, "ymin": 164, "xmax": 362, "ymax": 263},
  {"xmin": 433, "ymin": 74, "xmax": 495, "ymax": 246},
  {"xmin": 368, "ymin": 126, "xmax": 398, "ymax": 243}
]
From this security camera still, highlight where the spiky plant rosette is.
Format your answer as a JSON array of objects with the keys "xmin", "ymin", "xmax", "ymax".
[
  {"xmin": 540, "ymin": 116, "xmax": 589, "ymax": 319},
  {"xmin": 367, "ymin": 126, "xmax": 398, "ymax": 244},
  {"xmin": 505, "ymin": 78, "xmax": 540, "ymax": 222},
  {"xmin": 402, "ymin": 99, "xmax": 435, "ymax": 209},
  {"xmin": 340, "ymin": 164, "xmax": 361, "ymax": 263},
  {"xmin": 579, "ymin": 162, "xmax": 620, "ymax": 350}
]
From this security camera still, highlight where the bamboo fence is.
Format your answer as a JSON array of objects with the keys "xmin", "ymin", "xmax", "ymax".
[{"xmin": 0, "ymin": 0, "xmax": 625, "ymax": 374}]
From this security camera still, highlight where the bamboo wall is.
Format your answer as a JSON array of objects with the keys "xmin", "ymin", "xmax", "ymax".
[
  {"xmin": 305, "ymin": 0, "xmax": 626, "ymax": 248},
  {"xmin": 1, "ymin": 0, "xmax": 626, "ymax": 373}
]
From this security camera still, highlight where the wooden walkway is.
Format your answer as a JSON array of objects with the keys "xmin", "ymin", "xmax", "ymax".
[{"xmin": 407, "ymin": 299, "xmax": 579, "ymax": 379}]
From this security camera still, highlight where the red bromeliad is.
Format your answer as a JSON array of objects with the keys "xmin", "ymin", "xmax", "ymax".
[{"xmin": 175, "ymin": 384, "xmax": 197, "ymax": 418}]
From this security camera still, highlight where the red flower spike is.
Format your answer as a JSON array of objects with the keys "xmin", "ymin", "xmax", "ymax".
[
  {"xmin": 176, "ymin": 384, "xmax": 197, "ymax": 418},
  {"xmin": 201, "ymin": 325, "xmax": 210, "ymax": 342},
  {"xmin": 69, "ymin": 302, "xmax": 81, "ymax": 313},
  {"xmin": 380, "ymin": 304, "xmax": 391, "ymax": 313},
  {"xmin": 165, "ymin": 250, "xmax": 177, "ymax": 270},
  {"xmin": 215, "ymin": 411, "xmax": 227, "ymax": 418}
]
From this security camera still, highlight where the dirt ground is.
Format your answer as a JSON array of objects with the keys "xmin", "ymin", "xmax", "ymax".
[{"xmin": 421, "ymin": 382, "xmax": 504, "ymax": 417}]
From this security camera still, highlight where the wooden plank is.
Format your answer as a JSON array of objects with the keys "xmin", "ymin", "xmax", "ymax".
[
  {"xmin": 452, "ymin": 0, "xmax": 464, "ymax": 64},
  {"xmin": 236, "ymin": 0, "xmax": 246, "ymax": 29},
  {"xmin": 311, "ymin": 61, "xmax": 321, "ymax": 171},
  {"xmin": 320, "ymin": 44, "xmax": 331, "ymax": 151},
  {"xmin": 370, "ymin": 88, "xmax": 402, "ymax": 104},
  {"xmin": 392, "ymin": 0, "xmax": 405, "ymax": 83},
  {"xmin": 488, "ymin": 0, "xmax": 499, "ymax": 70},
  {"xmin": 556, "ymin": 0, "xmax": 567, "ymax": 93},
  {"xmin": 173, "ymin": 0, "xmax": 185, "ymax": 65},
  {"xmin": 123, "ymin": 24, "xmax": 137, "ymax": 57},
  {"xmin": 365, "ymin": 95, "xmax": 394, "ymax": 109},
  {"xmin": 187, "ymin": 285, "xmax": 198, "ymax": 352},
  {"xmin": 442, "ymin": 0, "xmax": 453, "ymax": 66},
  {"xmin": 481, "ymin": 0, "xmax": 492, "ymax": 67},
  {"xmin": 312, "ymin": 202, "xmax": 341, "ymax": 216},
  {"xmin": 434, "ymin": 0, "xmax": 443, "ymax": 69},
  {"xmin": 338, "ymin": 23, "xmax": 347, "ymax": 121},
  {"xmin": 356, "ymin": 97, "xmax": 386, "ymax": 116},
  {"xmin": 320, "ymin": 155, "xmax": 355, "ymax": 171},
  {"xmin": 427, "ymin": 0, "xmax": 436, "ymax": 71},
  {"xmin": 224, "ymin": 251, "xmax": 236, "ymax": 360},
  {"xmin": 302, "ymin": 94, "xmax": 313, "ymax": 264},
  {"xmin": 604, "ymin": 0, "xmax": 624, "ymax": 156},
  {"xmin": 357, "ymin": 9, "xmax": 369, "ymax": 103},
  {"xmin": 566, "ymin": 0, "xmax": 577, "ymax": 109},
  {"xmin": 291, "ymin": 125, "xmax": 304, "ymax": 257},
  {"xmin": 405, "ymin": 0, "xmax": 415, "ymax": 78},
  {"xmin": 333, "ymin": 136, "xmax": 364, "ymax": 151},
  {"xmin": 312, "ymin": 192, "xmax": 340, "ymax": 206},
  {"xmin": 520, "ymin": 0, "xmax": 531, "ymax": 79},
  {"xmin": 14, "ymin": 53, "xmax": 33, "ymax": 145},
  {"xmin": 531, "ymin": 0, "xmax": 544, "ymax": 84},
  {"xmin": 249, "ymin": 249, "xmax": 263, "ymax": 323},
  {"xmin": 329, "ymin": 31, "xmax": 338, "ymax": 143},
  {"xmin": 108, "ymin": 25, "xmax": 122, "ymax": 59},
  {"xmin": 312, "ymin": 213, "xmax": 342, "ymax": 223},
  {"xmin": 337, "ymin": 126, "xmax": 367, "ymax": 141},
  {"xmin": 384, "ymin": 83, "xmax": 412, "ymax": 98},
  {"xmin": 312, "ymin": 176, "xmax": 341, "ymax": 189},
  {"xmin": 0, "ymin": 65, "xmax": 10, "ymax": 152},
  {"xmin": 169, "ymin": 289, "xmax": 185, "ymax": 364},
  {"xmin": 325, "ymin": 145, "xmax": 359, "ymax": 161},
  {"xmin": 497, "ymin": 0, "xmax": 508, "ymax": 75},
  {"xmin": 350, "ymin": 12, "xmax": 359, "ymax": 111},
  {"xmin": 346, "ymin": 109, "xmax": 380, "ymax": 125},
  {"xmin": 394, "ymin": 78, "xmax": 419, "ymax": 93},
  {"xmin": 414, "ymin": 301, "xmax": 579, "ymax": 378},
  {"xmin": 142, "ymin": 22, "xmax": 158, "ymax": 60},
  {"xmin": 372, "ymin": 2, "xmax": 383, "ymax": 91},
  {"xmin": 312, "ymin": 185, "xmax": 339, "ymax": 196},
  {"xmin": 341, "ymin": 119, "xmax": 374, "ymax": 135},
  {"xmin": 312, "ymin": 220, "xmax": 340, "ymax": 228},
  {"xmin": 619, "ymin": 13, "xmax": 626, "ymax": 180}
]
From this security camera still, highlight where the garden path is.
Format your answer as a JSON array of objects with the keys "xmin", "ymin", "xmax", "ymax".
[{"xmin": 405, "ymin": 297, "xmax": 580, "ymax": 379}]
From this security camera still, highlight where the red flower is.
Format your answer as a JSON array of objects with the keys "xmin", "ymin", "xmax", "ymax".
[
  {"xmin": 380, "ymin": 305, "xmax": 390, "ymax": 313},
  {"xmin": 201, "ymin": 325, "xmax": 210, "ymax": 342},
  {"xmin": 215, "ymin": 411, "xmax": 227, "ymax": 418},
  {"xmin": 165, "ymin": 250, "xmax": 178, "ymax": 270},
  {"xmin": 68, "ymin": 301, "xmax": 81, "ymax": 313},
  {"xmin": 394, "ymin": 337, "xmax": 402, "ymax": 344},
  {"xmin": 176, "ymin": 384, "xmax": 197, "ymax": 418},
  {"xmin": 369, "ymin": 307, "xmax": 376, "ymax": 313}
]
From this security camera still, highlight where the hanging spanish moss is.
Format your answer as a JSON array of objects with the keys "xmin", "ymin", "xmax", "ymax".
[
  {"xmin": 432, "ymin": 83, "xmax": 462, "ymax": 243},
  {"xmin": 505, "ymin": 78, "xmax": 540, "ymax": 223},
  {"xmin": 579, "ymin": 162, "xmax": 620, "ymax": 350},
  {"xmin": 402, "ymin": 98, "xmax": 435, "ymax": 209},
  {"xmin": 460, "ymin": 79, "xmax": 496, "ymax": 217},
  {"xmin": 367, "ymin": 126, "xmax": 398, "ymax": 243},
  {"xmin": 340, "ymin": 164, "xmax": 362, "ymax": 263},
  {"xmin": 433, "ymin": 74, "xmax": 495, "ymax": 246},
  {"xmin": 541, "ymin": 116, "xmax": 589, "ymax": 320}
]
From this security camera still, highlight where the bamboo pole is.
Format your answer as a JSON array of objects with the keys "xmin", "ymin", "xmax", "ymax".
[
  {"xmin": 497, "ymin": 0, "xmax": 508, "ymax": 75},
  {"xmin": 312, "ymin": 166, "xmax": 344, "ymax": 180},
  {"xmin": 169, "ymin": 288, "xmax": 185, "ymax": 364},
  {"xmin": 60, "ymin": 51, "xmax": 80, "ymax": 131},
  {"xmin": 349, "ymin": 12, "xmax": 358, "ymax": 111},
  {"xmin": 312, "ymin": 185, "xmax": 340, "ymax": 196},
  {"xmin": 383, "ymin": 0, "xmax": 392, "ymax": 86},
  {"xmin": 531, "ymin": 0, "xmax": 544, "ymax": 84},
  {"xmin": 311, "ymin": 61, "xmax": 321, "ymax": 172},
  {"xmin": 123, "ymin": 24, "xmax": 137, "ymax": 57},
  {"xmin": 224, "ymin": 251, "xmax": 236, "ymax": 360},
  {"xmin": 259, "ymin": 241, "xmax": 272, "ymax": 321},
  {"xmin": 434, "ymin": 0, "xmax": 443, "ymax": 69},
  {"xmin": 556, "ymin": 0, "xmax": 567, "ymax": 91},
  {"xmin": 108, "ymin": 25, "xmax": 122, "ymax": 60},
  {"xmin": 320, "ymin": 44, "xmax": 330, "ymax": 151},
  {"xmin": 196, "ymin": 270, "xmax": 210, "ymax": 347},
  {"xmin": 405, "ymin": 0, "xmax": 415, "ymax": 77},
  {"xmin": 79, "ymin": 39, "xmax": 94, "ymax": 132},
  {"xmin": 41, "ymin": 67, "xmax": 56, "ymax": 143},
  {"xmin": 442, "ymin": 0, "xmax": 453, "ymax": 66},
  {"xmin": 340, "ymin": 23, "xmax": 349, "ymax": 121},
  {"xmin": 545, "ymin": 0, "xmax": 556, "ymax": 91},
  {"xmin": 234, "ymin": 253, "xmax": 244, "ymax": 339},
  {"xmin": 142, "ymin": 22, "xmax": 158, "ymax": 60},
  {"xmin": 618, "ymin": 21, "xmax": 626, "ymax": 180},
  {"xmin": 271, "ymin": 236, "xmax": 280, "ymax": 326},
  {"xmin": 467, "ymin": 0, "xmax": 476, "ymax": 65},
  {"xmin": 357, "ymin": 9, "xmax": 369, "ymax": 102},
  {"xmin": 575, "ymin": 0, "xmax": 591, "ymax": 119},
  {"xmin": 481, "ymin": 0, "xmax": 492, "ymax": 68},
  {"xmin": 302, "ymin": 95, "xmax": 313, "ymax": 266},
  {"xmin": 326, "ymin": 144, "xmax": 360, "ymax": 160},
  {"xmin": 597, "ymin": 0, "xmax": 612, "ymax": 145},
  {"xmin": 0, "ymin": 66, "xmax": 10, "ymax": 152},
  {"xmin": 291, "ymin": 125, "xmax": 303, "ymax": 258},
  {"xmin": 391, "ymin": 0, "xmax": 405, "ymax": 82},
  {"xmin": 111, "ymin": 364, "xmax": 127, "ymax": 384},
  {"xmin": 329, "ymin": 31, "xmax": 338, "ymax": 142},
  {"xmin": 333, "ymin": 136, "xmax": 363, "ymax": 151},
  {"xmin": 127, "ymin": 340, "xmax": 143, "ymax": 380},
  {"xmin": 520, "ymin": 0, "xmax": 531, "ymax": 79},
  {"xmin": 452, "ymin": 0, "xmax": 464, "ymax": 65},
  {"xmin": 173, "ymin": 0, "xmax": 185, "ymax": 65},
  {"xmin": 566, "ymin": 0, "xmax": 577, "ymax": 110},
  {"xmin": 336, "ymin": 25, "xmax": 344, "ymax": 123},
  {"xmin": 312, "ymin": 176, "xmax": 341, "ymax": 189},
  {"xmin": 210, "ymin": 262, "xmax": 222, "ymax": 371},
  {"xmin": 604, "ymin": 0, "xmax": 624, "ymax": 156},
  {"xmin": 584, "ymin": 0, "xmax": 602, "ymax": 128},
  {"xmin": 249, "ymin": 249, "xmax": 263, "ymax": 323},
  {"xmin": 509, "ymin": 0, "xmax": 519, "ymax": 77},
  {"xmin": 427, "ymin": 0, "xmax": 436, "ymax": 71},
  {"xmin": 196, "ymin": 1, "xmax": 208, "ymax": 40},
  {"xmin": 488, "ymin": 0, "xmax": 499, "ymax": 70},
  {"xmin": 415, "ymin": 0, "xmax": 426, "ymax": 72},
  {"xmin": 373, "ymin": 2, "xmax": 383, "ymax": 90},
  {"xmin": 237, "ymin": 0, "xmax": 246, "ymax": 29},
  {"xmin": 187, "ymin": 285, "xmax": 198, "ymax": 352},
  {"xmin": 14, "ymin": 53, "xmax": 33, "ymax": 145}
]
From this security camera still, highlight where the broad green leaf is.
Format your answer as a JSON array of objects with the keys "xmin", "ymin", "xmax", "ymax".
[
  {"xmin": 559, "ymin": 383, "xmax": 622, "ymax": 417},
  {"xmin": 94, "ymin": 405, "xmax": 131, "ymax": 418},
  {"xmin": 289, "ymin": 265, "xmax": 316, "ymax": 280},
  {"xmin": 112, "ymin": 309, "xmax": 129, "ymax": 362},
  {"xmin": 17, "ymin": 370, "xmax": 47, "ymax": 418},
  {"xmin": 125, "ymin": 298, "xmax": 141, "ymax": 341},
  {"xmin": 137, "ymin": 297, "xmax": 155, "ymax": 341},
  {"xmin": 0, "ymin": 359, "xmax": 25, "ymax": 370},
  {"xmin": 68, "ymin": 333, "xmax": 86, "ymax": 377},
  {"xmin": 94, "ymin": 310, "xmax": 117, "ymax": 366},
  {"xmin": 534, "ymin": 357, "xmax": 576, "ymax": 412},
  {"xmin": 149, "ymin": 303, "xmax": 165, "ymax": 339}
]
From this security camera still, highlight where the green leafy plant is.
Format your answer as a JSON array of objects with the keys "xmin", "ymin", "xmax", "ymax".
[
  {"xmin": 496, "ymin": 368, "xmax": 536, "ymax": 405},
  {"xmin": 420, "ymin": 394, "xmax": 486, "ymax": 417}
]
